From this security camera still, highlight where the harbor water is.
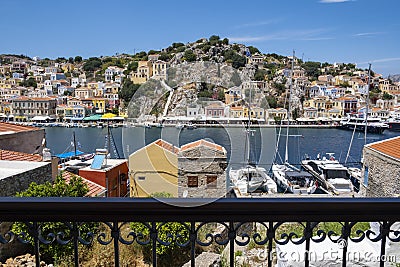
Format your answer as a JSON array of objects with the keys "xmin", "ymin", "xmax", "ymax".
[{"xmin": 44, "ymin": 125, "xmax": 400, "ymax": 172}]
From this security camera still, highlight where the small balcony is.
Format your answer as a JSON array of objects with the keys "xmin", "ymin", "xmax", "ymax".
[{"xmin": 0, "ymin": 198, "xmax": 399, "ymax": 267}]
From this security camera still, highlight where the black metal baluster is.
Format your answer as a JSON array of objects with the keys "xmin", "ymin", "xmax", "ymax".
[
  {"xmin": 229, "ymin": 221, "xmax": 234, "ymax": 267},
  {"xmin": 267, "ymin": 221, "xmax": 274, "ymax": 267},
  {"xmin": 305, "ymin": 222, "xmax": 311, "ymax": 267},
  {"xmin": 151, "ymin": 222, "xmax": 157, "ymax": 267},
  {"xmin": 111, "ymin": 221, "xmax": 120, "ymax": 267},
  {"xmin": 32, "ymin": 222, "xmax": 40, "ymax": 267},
  {"xmin": 72, "ymin": 222, "xmax": 79, "ymax": 267},
  {"xmin": 190, "ymin": 221, "xmax": 195, "ymax": 267},
  {"xmin": 341, "ymin": 222, "xmax": 350, "ymax": 267},
  {"xmin": 380, "ymin": 221, "xmax": 389, "ymax": 267}
]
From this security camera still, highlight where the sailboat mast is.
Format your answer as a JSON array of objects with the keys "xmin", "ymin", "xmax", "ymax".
[
  {"xmin": 285, "ymin": 50, "xmax": 295, "ymax": 163},
  {"xmin": 364, "ymin": 63, "xmax": 371, "ymax": 145},
  {"xmin": 246, "ymin": 84, "xmax": 252, "ymax": 164},
  {"xmin": 73, "ymin": 131, "xmax": 77, "ymax": 157}
]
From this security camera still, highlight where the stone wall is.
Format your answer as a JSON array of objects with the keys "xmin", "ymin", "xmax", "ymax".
[
  {"xmin": 361, "ymin": 147, "xmax": 400, "ymax": 197},
  {"xmin": 0, "ymin": 162, "xmax": 52, "ymax": 196},
  {"xmin": 0, "ymin": 130, "xmax": 45, "ymax": 155},
  {"xmin": 0, "ymin": 162, "xmax": 52, "ymax": 261},
  {"xmin": 178, "ymin": 146, "xmax": 227, "ymax": 198}
]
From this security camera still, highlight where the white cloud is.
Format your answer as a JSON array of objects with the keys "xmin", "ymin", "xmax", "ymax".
[
  {"xmin": 319, "ymin": 0, "xmax": 353, "ymax": 3},
  {"xmin": 354, "ymin": 32, "xmax": 385, "ymax": 37},
  {"xmin": 228, "ymin": 29, "xmax": 333, "ymax": 43},
  {"xmin": 357, "ymin": 57, "xmax": 400, "ymax": 64},
  {"xmin": 234, "ymin": 19, "xmax": 283, "ymax": 29},
  {"xmin": 299, "ymin": 37, "xmax": 335, "ymax": 41}
]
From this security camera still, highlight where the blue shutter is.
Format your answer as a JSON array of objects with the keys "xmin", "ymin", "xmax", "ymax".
[{"xmin": 363, "ymin": 166, "xmax": 369, "ymax": 186}]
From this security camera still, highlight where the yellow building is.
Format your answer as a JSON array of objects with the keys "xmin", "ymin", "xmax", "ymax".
[
  {"xmin": 129, "ymin": 139, "xmax": 179, "ymax": 197},
  {"xmin": 91, "ymin": 98, "xmax": 106, "ymax": 114},
  {"xmin": 229, "ymin": 106, "xmax": 245, "ymax": 118},
  {"xmin": 131, "ymin": 61, "xmax": 152, "ymax": 84},
  {"xmin": 61, "ymin": 63, "xmax": 74, "ymax": 73}
]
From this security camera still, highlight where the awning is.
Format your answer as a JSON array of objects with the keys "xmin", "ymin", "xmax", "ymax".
[
  {"xmin": 55, "ymin": 150, "xmax": 85, "ymax": 159},
  {"xmin": 101, "ymin": 113, "xmax": 116, "ymax": 119},
  {"xmin": 70, "ymin": 117, "xmax": 84, "ymax": 121},
  {"xmin": 112, "ymin": 116, "xmax": 125, "ymax": 120},
  {"xmin": 31, "ymin": 116, "xmax": 52, "ymax": 121},
  {"xmin": 83, "ymin": 114, "xmax": 102, "ymax": 121}
]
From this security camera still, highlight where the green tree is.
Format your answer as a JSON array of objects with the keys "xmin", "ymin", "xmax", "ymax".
[
  {"xmin": 55, "ymin": 57, "xmax": 66, "ymax": 63},
  {"xmin": 222, "ymin": 38, "xmax": 229, "ymax": 45},
  {"xmin": 209, "ymin": 35, "xmax": 220, "ymax": 45},
  {"xmin": 20, "ymin": 77, "xmax": 37, "ymax": 88},
  {"xmin": 202, "ymin": 44, "xmax": 211, "ymax": 53},
  {"xmin": 254, "ymin": 69, "xmax": 267, "ymax": 81},
  {"xmin": 119, "ymin": 79, "xmax": 141, "ymax": 103},
  {"xmin": 184, "ymin": 49, "xmax": 196, "ymax": 62},
  {"xmin": 11, "ymin": 174, "xmax": 97, "ymax": 263},
  {"xmin": 68, "ymin": 57, "xmax": 74, "ymax": 64},
  {"xmin": 83, "ymin": 57, "xmax": 102, "ymax": 72},
  {"xmin": 172, "ymin": 42, "xmax": 185, "ymax": 49},
  {"xmin": 302, "ymin": 61, "xmax": 321, "ymax": 80},
  {"xmin": 74, "ymin": 56, "xmax": 83, "ymax": 63},
  {"xmin": 223, "ymin": 50, "xmax": 246, "ymax": 69},
  {"xmin": 158, "ymin": 53, "xmax": 171, "ymax": 62},
  {"xmin": 232, "ymin": 44, "xmax": 240, "ymax": 52},
  {"xmin": 148, "ymin": 50, "xmax": 160, "ymax": 55},
  {"xmin": 217, "ymin": 88, "xmax": 226, "ymax": 101},
  {"xmin": 247, "ymin": 46, "xmax": 260, "ymax": 55},
  {"xmin": 383, "ymin": 92, "xmax": 394, "ymax": 100}
]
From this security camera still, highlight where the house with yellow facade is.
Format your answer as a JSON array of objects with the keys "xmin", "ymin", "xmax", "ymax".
[
  {"xmin": 131, "ymin": 61, "xmax": 152, "ymax": 84},
  {"xmin": 90, "ymin": 98, "xmax": 107, "ymax": 114},
  {"xmin": 129, "ymin": 139, "xmax": 179, "ymax": 197}
]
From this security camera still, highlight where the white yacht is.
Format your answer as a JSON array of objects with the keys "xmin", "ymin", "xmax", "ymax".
[
  {"xmin": 230, "ymin": 165, "xmax": 277, "ymax": 195},
  {"xmin": 338, "ymin": 115, "xmax": 388, "ymax": 134},
  {"xmin": 272, "ymin": 164, "xmax": 318, "ymax": 194},
  {"xmin": 301, "ymin": 153, "xmax": 354, "ymax": 195}
]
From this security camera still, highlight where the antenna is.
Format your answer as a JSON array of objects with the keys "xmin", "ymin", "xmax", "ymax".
[
  {"xmin": 364, "ymin": 63, "xmax": 371, "ymax": 146},
  {"xmin": 285, "ymin": 50, "xmax": 295, "ymax": 164}
]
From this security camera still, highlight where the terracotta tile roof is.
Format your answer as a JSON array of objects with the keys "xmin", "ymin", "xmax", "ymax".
[
  {"xmin": 13, "ymin": 96, "xmax": 55, "ymax": 101},
  {"xmin": 0, "ymin": 149, "xmax": 42, "ymax": 161},
  {"xmin": 180, "ymin": 139, "xmax": 225, "ymax": 153},
  {"xmin": 368, "ymin": 136, "xmax": 400, "ymax": 160},
  {"xmin": 154, "ymin": 139, "xmax": 180, "ymax": 154},
  {"xmin": 0, "ymin": 122, "xmax": 41, "ymax": 133},
  {"xmin": 62, "ymin": 171, "xmax": 106, "ymax": 197}
]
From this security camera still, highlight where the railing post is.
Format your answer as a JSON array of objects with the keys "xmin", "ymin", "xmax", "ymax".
[
  {"xmin": 341, "ymin": 222, "xmax": 350, "ymax": 267},
  {"xmin": 32, "ymin": 222, "xmax": 40, "ymax": 267},
  {"xmin": 267, "ymin": 221, "xmax": 274, "ymax": 267},
  {"xmin": 305, "ymin": 222, "xmax": 311, "ymax": 267},
  {"xmin": 190, "ymin": 221, "xmax": 196, "ymax": 267},
  {"xmin": 72, "ymin": 222, "xmax": 79, "ymax": 267},
  {"xmin": 112, "ymin": 221, "xmax": 120, "ymax": 267},
  {"xmin": 380, "ymin": 221, "xmax": 389, "ymax": 267},
  {"xmin": 151, "ymin": 222, "xmax": 157, "ymax": 267},
  {"xmin": 229, "ymin": 221, "xmax": 234, "ymax": 267}
]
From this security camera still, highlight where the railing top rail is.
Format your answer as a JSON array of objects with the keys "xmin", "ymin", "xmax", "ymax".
[{"xmin": 0, "ymin": 197, "xmax": 399, "ymax": 222}]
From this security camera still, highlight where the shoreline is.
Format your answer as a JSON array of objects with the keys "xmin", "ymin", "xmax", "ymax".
[{"xmin": 136, "ymin": 123, "xmax": 338, "ymax": 129}]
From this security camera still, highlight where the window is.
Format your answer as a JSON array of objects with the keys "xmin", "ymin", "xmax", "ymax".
[
  {"xmin": 187, "ymin": 176, "xmax": 198, "ymax": 187},
  {"xmin": 206, "ymin": 175, "xmax": 217, "ymax": 188},
  {"xmin": 363, "ymin": 166, "xmax": 369, "ymax": 186},
  {"xmin": 138, "ymin": 176, "xmax": 146, "ymax": 181}
]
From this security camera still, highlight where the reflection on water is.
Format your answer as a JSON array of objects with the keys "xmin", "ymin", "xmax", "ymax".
[{"xmin": 44, "ymin": 126, "xmax": 400, "ymax": 172}]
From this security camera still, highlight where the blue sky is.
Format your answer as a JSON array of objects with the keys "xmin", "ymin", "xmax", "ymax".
[{"xmin": 1, "ymin": 0, "xmax": 399, "ymax": 76}]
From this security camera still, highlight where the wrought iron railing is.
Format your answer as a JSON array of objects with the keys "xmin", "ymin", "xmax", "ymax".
[{"xmin": 0, "ymin": 197, "xmax": 399, "ymax": 267}]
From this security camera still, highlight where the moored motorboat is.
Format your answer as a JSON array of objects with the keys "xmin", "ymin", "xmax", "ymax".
[{"xmin": 301, "ymin": 153, "xmax": 354, "ymax": 195}]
